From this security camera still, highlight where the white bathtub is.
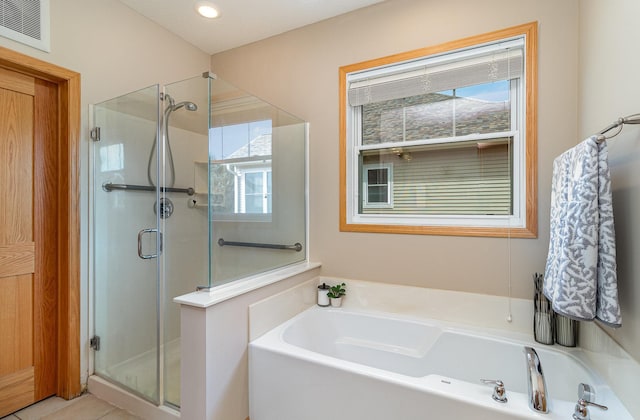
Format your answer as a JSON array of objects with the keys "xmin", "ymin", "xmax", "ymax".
[{"xmin": 249, "ymin": 306, "xmax": 631, "ymax": 420}]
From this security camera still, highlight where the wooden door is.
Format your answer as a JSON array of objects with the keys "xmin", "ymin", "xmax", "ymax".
[{"xmin": 0, "ymin": 65, "xmax": 59, "ymax": 416}]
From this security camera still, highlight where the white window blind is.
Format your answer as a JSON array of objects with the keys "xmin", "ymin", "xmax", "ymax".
[{"xmin": 348, "ymin": 40, "xmax": 523, "ymax": 107}]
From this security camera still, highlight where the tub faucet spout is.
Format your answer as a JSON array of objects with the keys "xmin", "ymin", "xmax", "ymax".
[{"xmin": 524, "ymin": 346, "xmax": 548, "ymax": 413}]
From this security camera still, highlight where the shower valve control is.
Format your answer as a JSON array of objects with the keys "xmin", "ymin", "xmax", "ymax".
[
  {"xmin": 154, "ymin": 197, "xmax": 174, "ymax": 219},
  {"xmin": 481, "ymin": 379, "xmax": 507, "ymax": 403}
]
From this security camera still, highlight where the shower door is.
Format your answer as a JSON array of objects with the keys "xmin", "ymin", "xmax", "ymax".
[
  {"xmin": 161, "ymin": 75, "xmax": 211, "ymax": 407},
  {"xmin": 92, "ymin": 85, "xmax": 162, "ymax": 403}
]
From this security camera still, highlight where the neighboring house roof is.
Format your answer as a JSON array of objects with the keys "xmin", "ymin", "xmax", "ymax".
[
  {"xmin": 362, "ymin": 92, "xmax": 510, "ymax": 144},
  {"xmin": 227, "ymin": 134, "xmax": 272, "ymax": 159}
]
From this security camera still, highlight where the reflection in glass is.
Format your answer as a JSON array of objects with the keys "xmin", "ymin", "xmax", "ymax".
[
  {"xmin": 209, "ymin": 77, "xmax": 306, "ymax": 285},
  {"xmin": 99, "ymin": 143, "xmax": 124, "ymax": 172}
]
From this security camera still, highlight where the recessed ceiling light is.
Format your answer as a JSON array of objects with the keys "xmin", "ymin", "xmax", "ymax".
[{"xmin": 195, "ymin": 1, "xmax": 220, "ymax": 19}]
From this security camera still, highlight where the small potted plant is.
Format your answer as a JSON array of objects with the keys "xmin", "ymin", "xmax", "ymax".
[{"xmin": 327, "ymin": 283, "xmax": 346, "ymax": 307}]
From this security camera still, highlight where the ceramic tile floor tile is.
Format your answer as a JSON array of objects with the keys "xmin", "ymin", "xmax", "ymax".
[
  {"xmin": 2, "ymin": 394, "xmax": 143, "ymax": 420},
  {"xmin": 9, "ymin": 396, "xmax": 76, "ymax": 420},
  {"xmin": 40, "ymin": 395, "xmax": 116, "ymax": 420},
  {"xmin": 98, "ymin": 409, "xmax": 143, "ymax": 420}
]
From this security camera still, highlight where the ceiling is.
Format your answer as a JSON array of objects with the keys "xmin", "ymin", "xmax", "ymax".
[{"xmin": 119, "ymin": 0, "xmax": 385, "ymax": 55}]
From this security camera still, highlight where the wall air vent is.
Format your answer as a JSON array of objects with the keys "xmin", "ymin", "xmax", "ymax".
[{"xmin": 0, "ymin": 0, "xmax": 50, "ymax": 52}]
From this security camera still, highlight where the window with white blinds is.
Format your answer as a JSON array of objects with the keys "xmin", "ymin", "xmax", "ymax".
[
  {"xmin": 348, "ymin": 40, "xmax": 523, "ymax": 107},
  {"xmin": 340, "ymin": 23, "xmax": 538, "ymax": 237}
]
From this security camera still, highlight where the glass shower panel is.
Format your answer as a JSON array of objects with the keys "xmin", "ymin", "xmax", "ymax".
[
  {"xmin": 161, "ymin": 75, "xmax": 210, "ymax": 408},
  {"xmin": 91, "ymin": 73, "xmax": 308, "ymax": 412},
  {"xmin": 93, "ymin": 85, "xmax": 161, "ymax": 403},
  {"xmin": 209, "ymin": 78, "xmax": 307, "ymax": 285}
]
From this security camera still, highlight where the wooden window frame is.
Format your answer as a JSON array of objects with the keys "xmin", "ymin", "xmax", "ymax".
[{"xmin": 339, "ymin": 22, "xmax": 538, "ymax": 238}]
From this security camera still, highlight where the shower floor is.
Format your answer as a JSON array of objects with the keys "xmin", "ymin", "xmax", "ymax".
[{"xmin": 106, "ymin": 338, "xmax": 181, "ymax": 407}]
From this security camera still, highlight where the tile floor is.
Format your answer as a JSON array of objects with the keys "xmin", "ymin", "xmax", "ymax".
[{"xmin": 1, "ymin": 394, "xmax": 143, "ymax": 420}]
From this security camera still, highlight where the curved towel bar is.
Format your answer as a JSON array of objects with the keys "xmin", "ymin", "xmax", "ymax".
[{"xmin": 596, "ymin": 113, "xmax": 640, "ymax": 142}]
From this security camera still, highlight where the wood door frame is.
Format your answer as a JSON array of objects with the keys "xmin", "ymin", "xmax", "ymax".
[{"xmin": 0, "ymin": 46, "xmax": 81, "ymax": 399}]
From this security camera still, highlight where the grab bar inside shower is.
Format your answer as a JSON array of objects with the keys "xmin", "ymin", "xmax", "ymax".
[
  {"xmin": 103, "ymin": 182, "xmax": 195, "ymax": 196},
  {"xmin": 218, "ymin": 238, "xmax": 303, "ymax": 252}
]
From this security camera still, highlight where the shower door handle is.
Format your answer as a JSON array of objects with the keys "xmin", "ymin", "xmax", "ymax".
[{"xmin": 138, "ymin": 228, "xmax": 163, "ymax": 259}]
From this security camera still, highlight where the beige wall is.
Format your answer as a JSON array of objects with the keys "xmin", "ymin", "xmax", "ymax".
[
  {"xmin": 579, "ymin": 0, "xmax": 640, "ymax": 362},
  {"xmin": 0, "ymin": 0, "xmax": 210, "ymax": 112},
  {"xmin": 0, "ymin": 0, "xmax": 210, "ymax": 384},
  {"xmin": 211, "ymin": 0, "xmax": 579, "ymax": 300},
  {"xmin": 4, "ymin": 0, "xmax": 637, "ymax": 403}
]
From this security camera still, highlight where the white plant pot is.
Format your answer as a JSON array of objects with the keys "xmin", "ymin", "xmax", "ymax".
[{"xmin": 330, "ymin": 297, "xmax": 343, "ymax": 307}]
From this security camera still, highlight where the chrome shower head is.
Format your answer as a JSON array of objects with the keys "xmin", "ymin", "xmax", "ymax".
[
  {"xmin": 163, "ymin": 94, "xmax": 198, "ymax": 113},
  {"xmin": 173, "ymin": 101, "xmax": 198, "ymax": 112}
]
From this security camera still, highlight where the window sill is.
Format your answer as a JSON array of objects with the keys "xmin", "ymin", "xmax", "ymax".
[{"xmin": 340, "ymin": 220, "xmax": 537, "ymax": 238}]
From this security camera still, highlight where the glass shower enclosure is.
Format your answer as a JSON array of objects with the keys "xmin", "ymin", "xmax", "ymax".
[{"xmin": 91, "ymin": 73, "xmax": 306, "ymax": 409}]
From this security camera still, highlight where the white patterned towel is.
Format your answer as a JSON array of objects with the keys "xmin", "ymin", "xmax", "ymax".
[{"xmin": 543, "ymin": 136, "xmax": 621, "ymax": 327}]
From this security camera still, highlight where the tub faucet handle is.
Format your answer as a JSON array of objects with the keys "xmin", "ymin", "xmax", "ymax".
[
  {"xmin": 572, "ymin": 383, "xmax": 608, "ymax": 420},
  {"xmin": 480, "ymin": 379, "xmax": 508, "ymax": 403},
  {"xmin": 573, "ymin": 399, "xmax": 608, "ymax": 420}
]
